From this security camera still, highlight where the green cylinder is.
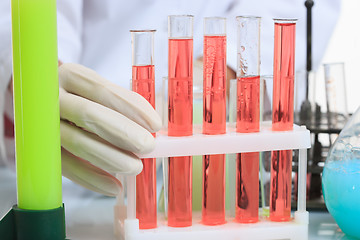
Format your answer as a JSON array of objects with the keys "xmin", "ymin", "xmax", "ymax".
[{"xmin": 11, "ymin": 0, "xmax": 62, "ymax": 210}]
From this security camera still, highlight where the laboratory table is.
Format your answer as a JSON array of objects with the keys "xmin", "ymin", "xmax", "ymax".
[{"xmin": 0, "ymin": 167, "xmax": 349, "ymax": 240}]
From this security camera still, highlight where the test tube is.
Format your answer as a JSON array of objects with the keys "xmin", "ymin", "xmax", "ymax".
[
  {"xmin": 12, "ymin": 0, "xmax": 62, "ymax": 211},
  {"xmin": 167, "ymin": 15, "xmax": 194, "ymax": 227},
  {"xmin": 235, "ymin": 16, "xmax": 261, "ymax": 223},
  {"xmin": 202, "ymin": 17, "xmax": 227, "ymax": 225},
  {"xmin": 130, "ymin": 30, "xmax": 157, "ymax": 229},
  {"xmin": 270, "ymin": 19, "xmax": 297, "ymax": 222},
  {"xmin": 324, "ymin": 62, "xmax": 349, "ymax": 123}
]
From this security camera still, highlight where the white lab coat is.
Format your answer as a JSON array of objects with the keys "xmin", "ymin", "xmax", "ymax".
[{"xmin": 0, "ymin": 0, "xmax": 340, "ymax": 166}]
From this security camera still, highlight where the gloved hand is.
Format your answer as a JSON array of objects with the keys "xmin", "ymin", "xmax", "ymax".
[{"xmin": 58, "ymin": 63, "xmax": 161, "ymax": 196}]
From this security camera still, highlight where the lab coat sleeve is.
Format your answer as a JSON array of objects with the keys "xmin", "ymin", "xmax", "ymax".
[
  {"xmin": 0, "ymin": 0, "xmax": 13, "ymax": 166},
  {"xmin": 57, "ymin": 0, "xmax": 84, "ymax": 63}
]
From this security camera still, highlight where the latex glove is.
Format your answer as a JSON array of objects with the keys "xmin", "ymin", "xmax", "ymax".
[{"xmin": 58, "ymin": 63, "xmax": 161, "ymax": 196}]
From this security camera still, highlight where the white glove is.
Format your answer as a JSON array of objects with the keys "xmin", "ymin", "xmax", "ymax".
[{"xmin": 58, "ymin": 63, "xmax": 161, "ymax": 196}]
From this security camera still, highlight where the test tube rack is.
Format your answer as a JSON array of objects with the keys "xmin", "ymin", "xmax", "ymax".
[{"xmin": 114, "ymin": 121, "xmax": 310, "ymax": 240}]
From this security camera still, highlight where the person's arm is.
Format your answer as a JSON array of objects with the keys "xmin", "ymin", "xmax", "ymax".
[
  {"xmin": 57, "ymin": 1, "xmax": 162, "ymax": 196},
  {"xmin": 1, "ymin": 0, "xmax": 162, "ymax": 198}
]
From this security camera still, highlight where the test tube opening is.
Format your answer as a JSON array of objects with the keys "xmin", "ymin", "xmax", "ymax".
[
  {"xmin": 130, "ymin": 30, "xmax": 156, "ymax": 66},
  {"xmin": 168, "ymin": 15, "xmax": 194, "ymax": 39}
]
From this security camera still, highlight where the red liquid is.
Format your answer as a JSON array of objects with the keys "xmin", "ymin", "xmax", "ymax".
[
  {"xmin": 203, "ymin": 35, "xmax": 226, "ymax": 134},
  {"xmin": 202, "ymin": 35, "xmax": 226, "ymax": 225},
  {"xmin": 236, "ymin": 75, "xmax": 260, "ymax": 133},
  {"xmin": 136, "ymin": 158, "xmax": 157, "ymax": 229},
  {"xmin": 235, "ymin": 75, "xmax": 260, "ymax": 222},
  {"xmin": 202, "ymin": 154, "xmax": 226, "ymax": 225},
  {"xmin": 132, "ymin": 65, "xmax": 157, "ymax": 229},
  {"xmin": 270, "ymin": 22, "xmax": 296, "ymax": 222},
  {"xmin": 270, "ymin": 150, "xmax": 292, "ymax": 221},
  {"xmin": 168, "ymin": 38, "xmax": 193, "ymax": 227},
  {"xmin": 272, "ymin": 23, "xmax": 295, "ymax": 131},
  {"xmin": 168, "ymin": 156, "xmax": 192, "ymax": 227},
  {"xmin": 132, "ymin": 65, "xmax": 155, "ymax": 106},
  {"xmin": 168, "ymin": 38, "xmax": 193, "ymax": 136},
  {"xmin": 236, "ymin": 152, "xmax": 259, "ymax": 223}
]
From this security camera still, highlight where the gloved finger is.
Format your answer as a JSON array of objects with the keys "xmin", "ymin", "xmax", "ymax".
[
  {"xmin": 60, "ymin": 120, "xmax": 143, "ymax": 175},
  {"xmin": 58, "ymin": 63, "xmax": 162, "ymax": 133},
  {"xmin": 61, "ymin": 148, "xmax": 122, "ymax": 197},
  {"xmin": 59, "ymin": 88, "xmax": 155, "ymax": 154}
]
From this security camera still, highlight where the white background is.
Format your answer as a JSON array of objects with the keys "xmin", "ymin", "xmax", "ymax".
[{"xmin": 315, "ymin": 0, "xmax": 360, "ymax": 114}]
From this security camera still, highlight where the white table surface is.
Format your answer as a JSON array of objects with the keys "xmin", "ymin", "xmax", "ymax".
[{"xmin": 0, "ymin": 167, "xmax": 351, "ymax": 240}]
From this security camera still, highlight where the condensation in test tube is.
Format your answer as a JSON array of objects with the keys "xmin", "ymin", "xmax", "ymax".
[
  {"xmin": 235, "ymin": 16, "xmax": 261, "ymax": 223},
  {"xmin": 202, "ymin": 17, "xmax": 227, "ymax": 226}
]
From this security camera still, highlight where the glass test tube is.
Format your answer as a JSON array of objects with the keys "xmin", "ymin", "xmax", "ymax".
[
  {"xmin": 235, "ymin": 16, "xmax": 261, "ymax": 223},
  {"xmin": 202, "ymin": 17, "xmax": 227, "ymax": 225},
  {"xmin": 131, "ymin": 30, "xmax": 157, "ymax": 229},
  {"xmin": 12, "ymin": 0, "xmax": 62, "ymax": 210},
  {"xmin": 270, "ymin": 19, "xmax": 296, "ymax": 222},
  {"xmin": 167, "ymin": 15, "xmax": 194, "ymax": 227},
  {"xmin": 324, "ymin": 62, "xmax": 349, "ymax": 123}
]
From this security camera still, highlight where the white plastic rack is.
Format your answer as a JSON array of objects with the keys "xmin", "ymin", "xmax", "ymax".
[{"xmin": 114, "ymin": 121, "xmax": 311, "ymax": 240}]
